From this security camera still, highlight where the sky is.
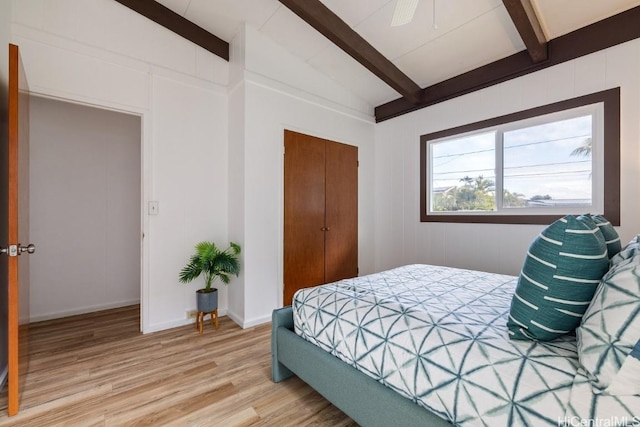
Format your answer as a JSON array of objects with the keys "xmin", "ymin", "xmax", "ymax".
[{"xmin": 430, "ymin": 115, "xmax": 593, "ymax": 204}]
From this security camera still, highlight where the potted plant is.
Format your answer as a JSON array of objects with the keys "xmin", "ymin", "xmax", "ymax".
[{"xmin": 179, "ymin": 241, "xmax": 241, "ymax": 329}]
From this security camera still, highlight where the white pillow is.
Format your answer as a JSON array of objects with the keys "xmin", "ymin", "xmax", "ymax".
[
  {"xmin": 609, "ymin": 234, "xmax": 640, "ymax": 267},
  {"xmin": 577, "ymin": 253, "xmax": 640, "ymax": 392},
  {"xmin": 605, "ymin": 338, "xmax": 640, "ymax": 395}
]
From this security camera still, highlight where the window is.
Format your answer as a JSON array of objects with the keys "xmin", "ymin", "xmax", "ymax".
[{"xmin": 420, "ymin": 88, "xmax": 620, "ymax": 225}]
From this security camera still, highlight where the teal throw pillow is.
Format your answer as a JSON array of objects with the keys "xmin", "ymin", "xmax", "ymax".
[
  {"xmin": 587, "ymin": 214, "xmax": 622, "ymax": 259},
  {"xmin": 508, "ymin": 215, "xmax": 609, "ymax": 341}
]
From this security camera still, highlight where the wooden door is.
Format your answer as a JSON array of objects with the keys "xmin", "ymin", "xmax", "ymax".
[
  {"xmin": 283, "ymin": 130, "xmax": 326, "ymax": 306},
  {"xmin": 6, "ymin": 43, "xmax": 31, "ymax": 417},
  {"xmin": 283, "ymin": 130, "xmax": 358, "ymax": 306},
  {"xmin": 325, "ymin": 141, "xmax": 358, "ymax": 283}
]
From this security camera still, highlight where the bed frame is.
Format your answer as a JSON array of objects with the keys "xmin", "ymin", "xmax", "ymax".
[{"xmin": 271, "ymin": 307, "xmax": 452, "ymax": 427}]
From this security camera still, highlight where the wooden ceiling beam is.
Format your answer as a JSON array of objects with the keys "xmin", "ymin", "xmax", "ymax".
[
  {"xmin": 279, "ymin": 0, "xmax": 424, "ymax": 105},
  {"xmin": 502, "ymin": 0, "xmax": 548, "ymax": 63},
  {"xmin": 113, "ymin": 0, "xmax": 229, "ymax": 61},
  {"xmin": 376, "ymin": 5, "xmax": 640, "ymax": 122}
]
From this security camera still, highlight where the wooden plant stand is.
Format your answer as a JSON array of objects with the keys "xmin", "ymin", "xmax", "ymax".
[{"xmin": 196, "ymin": 309, "xmax": 219, "ymax": 334}]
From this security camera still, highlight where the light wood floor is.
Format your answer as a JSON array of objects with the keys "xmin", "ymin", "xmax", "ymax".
[{"xmin": 0, "ymin": 306, "xmax": 357, "ymax": 427}]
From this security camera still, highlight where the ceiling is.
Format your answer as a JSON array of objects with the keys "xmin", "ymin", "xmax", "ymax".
[{"xmin": 153, "ymin": 0, "xmax": 640, "ymax": 108}]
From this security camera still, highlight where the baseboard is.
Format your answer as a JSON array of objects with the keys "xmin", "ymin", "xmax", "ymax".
[
  {"xmin": 142, "ymin": 308, "xmax": 228, "ymax": 334},
  {"xmin": 143, "ymin": 317, "xmax": 194, "ymax": 334},
  {"xmin": 29, "ymin": 299, "xmax": 141, "ymax": 323},
  {"xmin": 226, "ymin": 309, "xmax": 271, "ymax": 329},
  {"xmin": 225, "ymin": 309, "xmax": 243, "ymax": 328},
  {"xmin": 243, "ymin": 313, "xmax": 272, "ymax": 328}
]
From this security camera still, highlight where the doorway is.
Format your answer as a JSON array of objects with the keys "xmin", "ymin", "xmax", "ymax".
[{"xmin": 28, "ymin": 96, "xmax": 141, "ymax": 327}]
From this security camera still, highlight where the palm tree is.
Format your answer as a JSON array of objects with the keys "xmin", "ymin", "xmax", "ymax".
[
  {"xmin": 460, "ymin": 176, "xmax": 474, "ymax": 186},
  {"xmin": 571, "ymin": 137, "xmax": 592, "ymax": 157},
  {"xmin": 503, "ymin": 189, "xmax": 526, "ymax": 207},
  {"xmin": 179, "ymin": 241, "xmax": 241, "ymax": 291},
  {"xmin": 473, "ymin": 175, "xmax": 495, "ymax": 193},
  {"xmin": 571, "ymin": 137, "xmax": 592, "ymax": 179}
]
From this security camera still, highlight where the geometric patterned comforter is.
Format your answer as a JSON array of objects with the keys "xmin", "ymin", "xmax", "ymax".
[{"xmin": 293, "ymin": 264, "xmax": 583, "ymax": 426}]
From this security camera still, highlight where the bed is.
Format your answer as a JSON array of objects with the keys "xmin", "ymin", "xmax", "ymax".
[{"xmin": 272, "ymin": 223, "xmax": 640, "ymax": 426}]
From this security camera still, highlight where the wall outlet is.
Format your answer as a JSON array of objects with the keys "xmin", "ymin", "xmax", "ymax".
[{"xmin": 186, "ymin": 310, "xmax": 198, "ymax": 319}]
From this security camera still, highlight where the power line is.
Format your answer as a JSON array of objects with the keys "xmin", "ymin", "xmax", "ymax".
[
  {"xmin": 504, "ymin": 133, "xmax": 591, "ymax": 149},
  {"xmin": 434, "ymin": 159, "xmax": 591, "ymax": 176},
  {"xmin": 504, "ymin": 159, "xmax": 590, "ymax": 170},
  {"xmin": 433, "ymin": 169, "xmax": 495, "ymax": 177},
  {"xmin": 432, "ymin": 133, "xmax": 591, "ymax": 160},
  {"xmin": 505, "ymin": 170, "xmax": 591, "ymax": 179}
]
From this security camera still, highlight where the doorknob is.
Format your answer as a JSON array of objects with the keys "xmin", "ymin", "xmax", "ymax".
[
  {"xmin": 0, "ymin": 246, "xmax": 6, "ymax": 255},
  {"xmin": 18, "ymin": 244, "xmax": 35, "ymax": 254}
]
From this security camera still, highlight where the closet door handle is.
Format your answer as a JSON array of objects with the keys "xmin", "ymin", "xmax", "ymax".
[{"xmin": 320, "ymin": 227, "xmax": 331, "ymax": 232}]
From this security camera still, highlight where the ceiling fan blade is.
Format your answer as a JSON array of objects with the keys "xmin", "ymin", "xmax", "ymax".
[{"xmin": 391, "ymin": 0, "xmax": 419, "ymax": 27}]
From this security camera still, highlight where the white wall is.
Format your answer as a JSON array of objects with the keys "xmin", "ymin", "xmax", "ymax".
[
  {"xmin": 9, "ymin": 0, "xmax": 229, "ymax": 332},
  {"xmin": 227, "ymin": 26, "xmax": 376, "ymax": 327},
  {"xmin": 227, "ymin": 30, "xmax": 247, "ymax": 321},
  {"xmin": 10, "ymin": 1, "xmax": 376, "ymax": 332},
  {"xmin": 148, "ymin": 74, "xmax": 228, "ymax": 331},
  {"xmin": 0, "ymin": 1, "xmax": 10, "ymax": 97},
  {"xmin": 29, "ymin": 96, "xmax": 141, "ymax": 321},
  {"xmin": 374, "ymin": 39, "xmax": 640, "ymax": 276}
]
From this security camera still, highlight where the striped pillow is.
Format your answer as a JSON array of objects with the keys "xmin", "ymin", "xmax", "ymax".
[
  {"xmin": 587, "ymin": 214, "xmax": 622, "ymax": 259},
  {"xmin": 508, "ymin": 215, "xmax": 609, "ymax": 341}
]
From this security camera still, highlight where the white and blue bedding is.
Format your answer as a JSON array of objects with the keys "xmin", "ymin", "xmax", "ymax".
[{"xmin": 292, "ymin": 264, "xmax": 640, "ymax": 426}]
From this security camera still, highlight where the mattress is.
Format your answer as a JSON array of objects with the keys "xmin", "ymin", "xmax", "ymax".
[{"xmin": 293, "ymin": 264, "xmax": 581, "ymax": 426}]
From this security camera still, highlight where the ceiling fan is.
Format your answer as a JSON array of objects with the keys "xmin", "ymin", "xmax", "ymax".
[
  {"xmin": 391, "ymin": 0, "xmax": 419, "ymax": 27},
  {"xmin": 392, "ymin": 0, "xmax": 439, "ymax": 29}
]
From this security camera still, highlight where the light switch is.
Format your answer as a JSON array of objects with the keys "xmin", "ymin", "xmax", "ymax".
[{"xmin": 149, "ymin": 201, "xmax": 159, "ymax": 215}]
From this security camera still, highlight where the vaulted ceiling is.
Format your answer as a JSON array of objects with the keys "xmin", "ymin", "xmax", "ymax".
[{"xmin": 116, "ymin": 0, "xmax": 640, "ymax": 121}]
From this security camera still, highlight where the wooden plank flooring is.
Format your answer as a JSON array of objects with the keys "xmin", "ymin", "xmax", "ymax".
[{"xmin": 0, "ymin": 306, "xmax": 357, "ymax": 426}]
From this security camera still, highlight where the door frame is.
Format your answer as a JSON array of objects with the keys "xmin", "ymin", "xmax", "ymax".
[{"xmin": 27, "ymin": 92, "xmax": 149, "ymax": 332}]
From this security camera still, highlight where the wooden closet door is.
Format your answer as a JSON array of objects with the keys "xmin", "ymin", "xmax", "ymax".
[
  {"xmin": 283, "ymin": 130, "xmax": 326, "ymax": 306},
  {"xmin": 325, "ymin": 142, "xmax": 358, "ymax": 283}
]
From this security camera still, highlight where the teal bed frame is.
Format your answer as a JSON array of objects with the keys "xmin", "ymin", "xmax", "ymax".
[{"xmin": 271, "ymin": 307, "xmax": 452, "ymax": 427}]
